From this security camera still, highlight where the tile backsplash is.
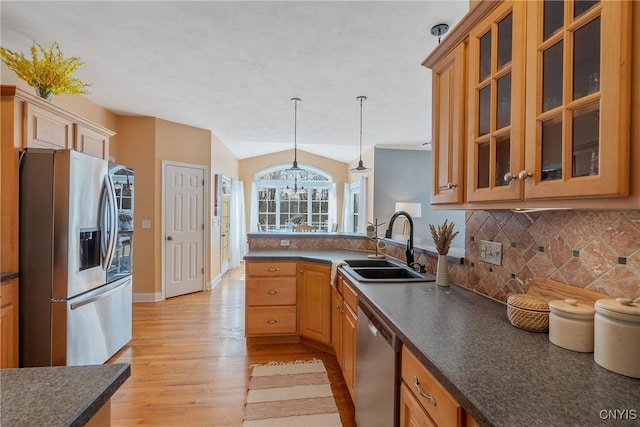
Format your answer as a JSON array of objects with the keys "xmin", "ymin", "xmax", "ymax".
[
  {"xmin": 247, "ymin": 209, "xmax": 640, "ymax": 304},
  {"xmin": 457, "ymin": 210, "xmax": 640, "ymax": 302}
]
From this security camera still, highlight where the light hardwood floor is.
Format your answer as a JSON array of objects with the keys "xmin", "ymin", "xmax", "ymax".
[{"xmin": 108, "ymin": 264, "xmax": 356, "ymax": 426}]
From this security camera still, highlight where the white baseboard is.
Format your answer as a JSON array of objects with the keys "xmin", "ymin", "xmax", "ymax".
[
  {"xmin": 133, "ymin": 292, "xmax": 163, "ymax": 303},
  {"xmin": 208, "ymin": 274, "xmax": 223, "ymax": 290}
]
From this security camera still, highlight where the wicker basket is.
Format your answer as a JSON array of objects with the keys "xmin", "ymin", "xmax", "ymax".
[{"xmin": 507, "ymin": 294, "xmax": 550, "ymax": 332}]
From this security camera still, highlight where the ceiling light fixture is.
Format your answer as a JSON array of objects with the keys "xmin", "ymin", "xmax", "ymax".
[
  {"xmin": 351, "ymin": 95, "xmax": 371, "ymax": 173},
  {"xmin": 286, "ymin": 97, "xmax": 303, "ymax": 173},
  {"xmin": 431, "ymin": 23, "xmax": 449, "ymax": 44},
  {"xmin": 283, "ymin": 97, "xmax": 306, "ymax": 197}
]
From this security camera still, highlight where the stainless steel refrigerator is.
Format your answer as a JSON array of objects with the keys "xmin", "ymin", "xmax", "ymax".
[{"xmin": 19, "ymin": 149, "xmax": 133, "ymax": 367}]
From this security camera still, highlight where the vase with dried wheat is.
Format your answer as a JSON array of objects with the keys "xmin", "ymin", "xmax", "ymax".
[{"xmin": 429, "ymin": 219, "xmax": 459, "ymax": 287}]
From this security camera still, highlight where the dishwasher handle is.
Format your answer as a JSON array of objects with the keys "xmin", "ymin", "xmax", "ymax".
[
  {"xmin": 367, "ymin": 320, "xmax": 378, "ymax": 336},
  {"xmin": 359, "ymin": 299, "xmax": 399, "ymax": 350}
]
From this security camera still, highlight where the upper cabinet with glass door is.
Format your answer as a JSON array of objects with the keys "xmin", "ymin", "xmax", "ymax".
[
  {"xmin": 467, "ymin": 1, "xmax": 526, "ymax": 202},
  {"xmin": 522, "ymin": 0, "xmax": 632, "ymax": 200}
]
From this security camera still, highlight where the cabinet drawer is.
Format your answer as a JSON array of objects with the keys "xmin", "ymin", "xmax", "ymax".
[
  {"xmin": 342, "ymin": 280, "xmax": 358, "ymax": 313},
  {"xmin": 401, "ymin": 346, "xmax": 462, "ymax": 427},
  {"xmin": 246, "ymin": 306, "xmax": 297, "ymax": 336},
  {"xmin": 246, "ymin": 278, "xmax": 296, "ymax": 306},
  {"xmin": 246, "ymin": 261, "xmax": 297, "ymax": 277}
]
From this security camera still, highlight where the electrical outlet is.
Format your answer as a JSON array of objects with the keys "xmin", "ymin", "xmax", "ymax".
[
  {"xmin": 479, "ymin": 240, "xmax": 502, "ymax": 266},
  {"xmin": 280, "ymin": 239, "xmax": 290, "ymax": 247}
]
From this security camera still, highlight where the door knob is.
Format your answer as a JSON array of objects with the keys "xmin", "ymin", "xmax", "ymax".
[{"xmin": 167, "ymin": 236, "xmax": 173, "ymax": 241}]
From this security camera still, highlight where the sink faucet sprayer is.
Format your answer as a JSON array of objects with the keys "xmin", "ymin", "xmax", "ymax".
[{"xmin": 385, "ymin": 210, "xmax": 415, "ymax": 267}]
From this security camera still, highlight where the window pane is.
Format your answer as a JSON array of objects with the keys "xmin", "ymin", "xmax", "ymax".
[
  {"xmin": 572, "ymin": 103, "xmax": 600, "ymax": 177},
  {"xmin": 543, "ymin": 0, "xmax": 564, "ymax": 40},
  {"xmin": 574, "ymin": 0, "xmax": 599, "ymax": 18},
  {"xmin": 543, "ymin": 41, "xmax": 563, "ymax": 112},
  {"xmin": 497, "ymin": 13, "xmax": 512, "ymax": 69},
  {"xmin": 496, "ymin": 73, "xmax": 511, "ymax": 130},
  {"xmin": 479, "ymin": 30, "xmax": 492, "ymax": 81},
  {"xmin": 541, "ymin": 116, "xmax": 563, "ymax": 181},
  {"xmin": 573, "ymin": 17, "xmax": 600, "ymax": 100},
  {"xmin": 478, "ymin": 142, "xmax": 490, "ymax": 189},
  {"xmin": 478, "ymin": 85, "xmax": 491, "ymax": 136},
  {"xmin": 495, "ymin": 135, "xmax": 511, "ymax": 187}
]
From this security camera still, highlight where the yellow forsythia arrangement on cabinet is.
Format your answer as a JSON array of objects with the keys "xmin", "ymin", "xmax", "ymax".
[{"xmin": 0, "ymin": 41, "xmax": 89, "ymax": 99}]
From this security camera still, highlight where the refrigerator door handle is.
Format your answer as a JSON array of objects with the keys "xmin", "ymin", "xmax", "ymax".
[
  {"xmin": 104, "ymin": 174, "xmax": 118, "ymax": 269},
  {"xmin": 99, "ymin": 175, "xmax": 111, "ymax": 270},
  {"xmin": 70, "ymin": 278, "xmax": 130, "ymax": 310},
  {"xmin": 102, "ymin": 174, "xmax": 118, "ymax": 270}
]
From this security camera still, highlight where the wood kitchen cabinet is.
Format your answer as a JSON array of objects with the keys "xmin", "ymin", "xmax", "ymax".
[
  {"xmin": 332, "ymin": 274, "xmax": 358, "ymax": 402},
  {"xmin": 400, "ymin": 345, "xmax": 463, "ymax": 427},
  {"xmin": 430, "ymin": 43, "xmax": 467, "ymax": 205},
  {"xmin": 522, "ymin": 0, "xmax": 631, "ymax": 200},
  {"xmin": 298, "ymin": 262, "xmax": 331, "ymax": 345},
  {"xmin": 245, "ymin": 260, "xmax": 298, "ymax": 338},
  {"xmin": 1, "ymin": 278, "xmax": 19, "ymax": 368},
  {"xmin": 423, "ymin": 0, "xmax": 637, "ymax": 209},
  {"xmin": 1, "ymin": 85, "xmax": 114, "ymax": 160},
  {"xmin": 466, "ymin": 0, "xmax": 527, "ymax": 203}
]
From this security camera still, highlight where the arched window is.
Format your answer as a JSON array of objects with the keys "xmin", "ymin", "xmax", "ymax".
[{"xmin": 256, "ymin": 164, "xmax": 333, "ymax": 231}]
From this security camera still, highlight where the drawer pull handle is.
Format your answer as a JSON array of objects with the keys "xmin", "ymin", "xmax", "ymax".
[
  {"xmin": 266, "ymin": 267, "xmax": 280, "ymax": 272},
  {"xmin": 265, "ymin": 319, "xmax": 280, "ymax": 324},
  {"xmin": 413, "ymin": 376, "xmax": 437, "ymax": 406},
  {"xmin": 266, "ymin": 289, "xmax": 280, "ymax": 295}
]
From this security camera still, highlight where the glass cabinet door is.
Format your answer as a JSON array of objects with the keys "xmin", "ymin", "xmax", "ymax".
[
  {"xmin": 467, "ymin": 1, "xmax": 526, "ymax": 202},
  {"xmin": 524, "ymin": 0, "xmax": 631, "ymax": 199}
]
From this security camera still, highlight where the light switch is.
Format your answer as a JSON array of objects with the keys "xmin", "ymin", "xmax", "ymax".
[{"xmin": 141, "ymin": 220, "xmax": 152, "ymax": 229}]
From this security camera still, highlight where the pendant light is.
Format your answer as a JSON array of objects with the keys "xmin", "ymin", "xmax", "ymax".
[
  {"xmin": 283, "ymin": 97, "xmax": 306, "ymax": 197},
  {"xmin": 286, "ymin": 97, "xmax": 303, "ymax": 173},
  {"xmin": 351, "ymin": 95, "xmax": 371, "ymax": 173}
]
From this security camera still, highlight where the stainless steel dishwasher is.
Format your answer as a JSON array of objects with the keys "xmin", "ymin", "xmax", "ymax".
[{"xmin": 356, "ymin": 298, "xmax": 401, "ymax": 427}]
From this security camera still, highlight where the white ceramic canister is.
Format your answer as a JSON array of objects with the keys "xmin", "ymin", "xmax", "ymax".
[
  {"xmin": 548, "ymin": 299, "xmax": 595, "ymax": 352},
  {"xmin": 594, "ymin": 297, "xmax": 640, "ymax": 379}
]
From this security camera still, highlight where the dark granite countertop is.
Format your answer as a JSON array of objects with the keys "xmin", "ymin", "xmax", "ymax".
[
  {"xmin": 1, "ymin": 363, "xmax": 130, "ymax": 427},
  {"xmin": 1, "ymin": 271, "xmax": 19, "ymax": 282},
  {"xmin": 244, "ymin": 249, "xmax": 640, "ymax": 427}
]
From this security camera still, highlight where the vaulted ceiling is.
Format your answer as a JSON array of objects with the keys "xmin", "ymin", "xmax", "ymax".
[{"xmin": 1, "ymin": 1, "xmax": 468, "ymax": 162}]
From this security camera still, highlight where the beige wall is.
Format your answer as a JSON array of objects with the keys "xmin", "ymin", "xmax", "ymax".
[
  {"xmin": 239, "ymin": 149, "xmax": 348, "ymax": 232},
  {"xmin": 114, "ymin": 117, "xmax": 157, "ymax": 295}
]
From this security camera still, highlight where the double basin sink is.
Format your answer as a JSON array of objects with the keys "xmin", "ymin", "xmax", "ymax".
[{"xmin": 341, "ymin": 258, "xmax": 436, "ymax": 283}]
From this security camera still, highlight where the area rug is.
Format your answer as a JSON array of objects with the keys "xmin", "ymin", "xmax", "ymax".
[{"xmin": 243, "ymin": 359, "xmax": 342, "ymax": 427}]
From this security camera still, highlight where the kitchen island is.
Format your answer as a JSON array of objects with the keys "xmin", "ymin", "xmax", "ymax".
[
  {"xmin": 1, "ymin": 363, "xmax": 130, "ymax": 426},
  {"xmin": 245, "ymin": 249, "xmax": 640, "ymax": 426}
]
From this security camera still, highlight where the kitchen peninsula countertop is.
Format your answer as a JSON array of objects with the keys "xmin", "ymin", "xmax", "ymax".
[
  {"xmin": 244, "ymin": 249, "xmax": 640, "ymax": 426},
  {"xmin": 1, "ymin": 363, "xmax": 130, "ymax": 426}
]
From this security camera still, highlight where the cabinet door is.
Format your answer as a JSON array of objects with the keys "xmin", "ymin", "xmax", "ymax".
[
  {"xmin": 1, "ymin": 278, "xmax": 19, "ymax": 368},
  {"xmin": 431, "ymin": 43, "xmax": 466, "ymax": 204},
  {"xmin": 331, "ymin": 287, "xmax": 343, "ymax": 367},
  {"xmin": 298, "ymin": 262, "xmax": 331, "ymax": 345},
  {"xmin": 75, "ymin": 124, "xmax": 110, "ymax": 160},
  {"xmin": 24, "ymin": 103, "xmax": 73, "ymax": 150},
  {"xmin": 523, "ymin": 0, "xmax": 631, "ymax": 199},
  {"xmin": 467, "ymin": 1, "xmax": 526, "ymax": 202},
  {"xmin": 342, "ymin": 303, "xmax": 357, "ymax": 402},
  {"xmin": 400, "ymin": 382, "xmax": 437, "ymax": 427}
]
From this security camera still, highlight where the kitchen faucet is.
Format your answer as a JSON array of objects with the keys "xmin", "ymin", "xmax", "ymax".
[{"xmin": 385, "ymin": 210, "xmax": 415, "ymax": 267}]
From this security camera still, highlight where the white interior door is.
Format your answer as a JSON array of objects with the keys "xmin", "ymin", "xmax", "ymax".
[{"xmin": 164, "ymin": 164, "xmax": 205, "ymax": 298}]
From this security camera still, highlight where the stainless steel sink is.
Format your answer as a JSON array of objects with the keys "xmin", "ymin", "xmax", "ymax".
[{"xmin": 341, "ymin": 259, "xmax": 435, "ymax": 283}]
